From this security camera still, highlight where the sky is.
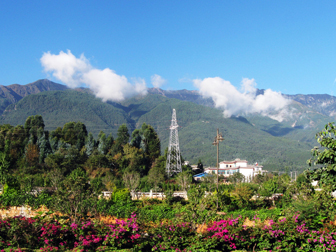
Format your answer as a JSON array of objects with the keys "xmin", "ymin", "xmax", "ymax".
[{"xmin": 1, "ymin": 0, "xmax": 336, "ymax": 96}]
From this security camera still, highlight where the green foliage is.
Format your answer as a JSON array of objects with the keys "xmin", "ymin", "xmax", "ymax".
[
  {"xmin": 85, "ymin": 132, "xmax": 95, "ymax": 156},
  {"xmin": 0, "ymin": 152, "xmax": 10, "ymax": 185},
  {"xmin": 184, "ymin": 186, "xmax": 217, "ymax": 229},
  {"xmin": 123, "ymin": 171, "xmax": 140, "ymax": 193},
  {"xmin": 112, "ymin": 188, "xmax": 132, "ymax": 202},
  {"xmin": 115, "ymin": 124, "xmax": 130, "ymax": 149},
  {"xmin": 228, "ymin": 172, "xmax": 245, "ymax": 183},
  {"xmin": 52, "ymin": 168, "xmax": 97, "ymax": 223},
  {"xmin": 175, "ymin": 171, "xmax": 192, "ymax": 191},
  {"xmin": 258, "ymin": 174, "xmax": 290, "ymax": 197},
  {"xmin": 231, "ymin": 183, "xmax": 254, "ymax": 209},
  {"xmin": 147, "ymin": 166, "xmax": 165, "ymax": 192},
  {"xmin": 307, "ymin": 122, "xmax": 336, "ymax": 191}
]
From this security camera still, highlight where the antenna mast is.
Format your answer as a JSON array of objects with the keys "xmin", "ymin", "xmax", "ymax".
[{"xmin": 166, "ymin": 109, "xmax": 182, "ymax": 176}]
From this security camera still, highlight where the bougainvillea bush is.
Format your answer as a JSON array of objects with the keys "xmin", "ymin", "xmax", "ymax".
[{"xmin": 1, "ymin": 213, "xmax": 336, "ymax": 251}]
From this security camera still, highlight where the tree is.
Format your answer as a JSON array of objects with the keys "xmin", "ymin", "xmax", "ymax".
[
  {"xmin": 105, "ymin": 133, "xmax": 114, "ymax": 153},
  {"xmin": 116, "ymin": 124, "xmax": 130, "ymax": 146},
  {"xmin": 123, "ymin": 172, "xmax": 140, "ymax": 194},
  {"xmin": 130, "ymin": 129, "xmax": 142, "ymax": 149},
  {"xmin": 228, "ymin": 172, "xmax": 245, "ymax": 183},
  {"xmin": 231, "ymin": 183, "xmax": 254, "ymax": 208},
  {"xmin": 25, "ymin": 143, "xmax": 39, "ymax": 168},
  {"xmin": 141, "ymin": 123, "xmax": 160, "ymax": 165},
  {"xmin": 129, "ymin": 123, "xmax": 160, "ymax": 172},
  {"xmin": 147, "ymin": 166, "xmax": 165, "ymax": 192},
  {"xmin": 111, "ymin": 124, "xmax": 130, "ymax": 155},
  {"xmin": 197, "ymin": 159, "xmax": 204, "ymax": 173},
  {"xmin": 74, "ymin": 122, "xmax": 88, "ymax": 150},
  {"xmin": 37, "ymin": 132, "xmax": 52, "ymax": 163},
  {"xmin": 0, "ymin": 152, "xmax": 10, "ymax": 186},
  {"xmin": 307, "ymin": 122, "xmax": 336, "ymax": 191},
  {"xmin": 24, "ymin": 115, "xmax": 45, "ymax": 132},
  {"xmin": 102, "ymin": 174, "xmax": 116, "ymax": 192},
  {"xmin": 24, "ymin": 115, "xmax": 45, "ymax": 144},
  {"xmin": 49, "ymin": 128, "xmax": 62, "ymax": 153},
  {"xmin": 53, "ymin": 168, "xmax": 97, "ymax": 223},
  {"xmin": 48, "ymin": 168, "xmax": 64, "ymax": 189},
  {"xmin": 258, "ymin": 174, "xmax": 290, "ymax": 197},
  {"xmin": 97, "ymin": 131, "xmax": 107, "ymax": 154},
  {"xmin": 176, "ymin": 171, "xmax": 192, "ymax": 191},
  {"xmin": 45, "ymin": 146, "xmax": 84, "ymax": 175},
  {"xmin": 203, "ymin": 173, "xmax": 217, "ymax": 192},
  {"xmin": 85, "ymin": 132, "xmax": 95, "ymax": 156}
]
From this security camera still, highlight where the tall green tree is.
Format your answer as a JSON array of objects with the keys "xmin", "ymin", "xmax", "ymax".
[
  {"xmin": 37, "ymin": 132, "xmax": 52, "ymax": 163},
  {"xmin": 116, "ymin": 124, "xmax": 130, "ymax": 146},
  {"xmin": 85, "ymin": 132, "xmax": 95, "ymax": 156},
  {"xmin": 61, "ymin": 122, "xmax": 87, "ymax": 146},
  {"xmin": 112, "ymin": 124, "xmax": 130, "ymax": 155},
  {"xmin": 105, "ymin": 133, "xmax": 114, "ymax": 153},
  {"xmin": 0, "ymin": 152, "xmax": 10, "ymax": 187},
  {"xmin": 24, "ymin": 115, "xmax": 45, "ymax": 144},
  {"xmin": 130, "ymin": 129, "xmax": 142, "ymax": 149},
  {"xmin": 97, "ymin": 131, "xmax": 107, "ymax": 154},
  {"xmin": 130, "ymin": 123, "xmax": 160, "ymax": 171},
  {"xmin": 141, "ymin": 123, "xmax": 161, "ymax": 165},
  {"xmin": 74, "ymin": 122, "xmax": 88, "ymax": 150},
  {"xmin": 24, "ymin": 115, "xmax": 45, "ymax": 132}
]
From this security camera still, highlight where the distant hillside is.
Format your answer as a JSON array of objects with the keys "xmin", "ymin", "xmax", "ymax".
[
  {"xmin": 1, "ymin": 90, "xmax": 132, "ymax": 135},
  {"xmin": 0, "ymin": 79, "xmax": 68, "ymax": 113},
  {"xmin": 149, "ymin": 88, "xmax": 336, "ymax": 120},
  {"xmin": 148, "ymin": 88, "xmax": 215, "ymax": 107},
  {"xmin": 286, "ymin": 93, "xmax": 336, "ymax": 117},
  {"xmin": 149, "ymin": 87, "xmax": 335, "ymax": 146},
  {"xmin": 0, "ymin": 87, "xmax": 312, "ymax": 172},
  {"xmin": 0, "ymin": 79, "xmax": 334, "ymax": 172}
]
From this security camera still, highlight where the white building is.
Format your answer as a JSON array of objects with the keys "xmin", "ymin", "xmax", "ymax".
[{"xmin": 204, "ymin": 158, "xmax": 267, "ymax": 182}]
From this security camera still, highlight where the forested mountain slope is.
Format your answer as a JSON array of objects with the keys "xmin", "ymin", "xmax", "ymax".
[
  {"xmin": 0, "ymin": 79, "xmax": 334, "ymax": 171},
  {"xmin": 0, "ymin": 90, "xmax": 132, "ymax": 135},
  {"xmin": 0, "ymin": 79, "xmax": 68, "ymax": 114},
  {"xmin": 0, "ymin": 87, "xmax": 312, "ymax": 172}
]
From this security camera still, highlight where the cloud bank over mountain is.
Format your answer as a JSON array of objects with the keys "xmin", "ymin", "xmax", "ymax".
[
  {"xmin": 40, "ymin": 50, "xmax": 147, "ymax": 102},
  {"xmin": 193, "ymin": 77, "xmax": 290, "ymax": 119}
]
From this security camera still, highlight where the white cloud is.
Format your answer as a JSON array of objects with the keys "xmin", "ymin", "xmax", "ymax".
[
  {"xmin": 40, "ymin": 50, "xmax": 147, "ymax": 101},
  {"xmin": 151, "ymin": 74, "xmax": 166, "ymax": 88},
  {"xmin": 193, "ymin": 77, "xmax": 290, "ymax": 119}
]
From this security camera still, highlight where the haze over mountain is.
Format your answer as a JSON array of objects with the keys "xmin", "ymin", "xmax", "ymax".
[{"xmin": 0, "ymin": 79, "xmax": 333, "ymax": 172}]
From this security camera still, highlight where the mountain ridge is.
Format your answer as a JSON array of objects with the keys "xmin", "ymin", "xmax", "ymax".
[{"xmin": 0, "ymin": 79, "xmax": 332, "ymax": 171}]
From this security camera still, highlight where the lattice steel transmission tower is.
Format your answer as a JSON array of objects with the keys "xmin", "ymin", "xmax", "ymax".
[{"xmin": 166, "ymin": 109, "xmax": 182, "ymax": 176}]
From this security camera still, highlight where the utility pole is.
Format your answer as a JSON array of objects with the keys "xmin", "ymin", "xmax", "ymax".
[
  {"xmin": 166, "ymin": 109, "xmax": 182, "ymax": 177},
  {"xmin": 212, "ymin": 128, "xmax": 224, "ymax": 209}
]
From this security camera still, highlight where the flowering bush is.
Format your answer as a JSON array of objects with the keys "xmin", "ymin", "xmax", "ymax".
[
  {"xmin": 206, "ymin": 217, "xmax": 245, "ymax": 250},
  {"xmin": 1, "ymin": 213, "xmax": 336, "ymax": 251},
  {"xmin": 148, "ymin": 221, "xmax": 196, "ymax": 251},
  {"xmin": 0, "ymin": 216, "xmax": 40, "ymax": 249},
  {"xmin": 102, "ymin": 213, "xmax": 141, "ymax": 249}
]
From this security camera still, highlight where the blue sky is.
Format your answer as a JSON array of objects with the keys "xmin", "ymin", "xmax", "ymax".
[{"xmin": 1, "ymin": 0, "xmax": 336, "ymax": 95}]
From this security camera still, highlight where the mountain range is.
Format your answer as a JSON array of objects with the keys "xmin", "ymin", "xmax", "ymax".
[{"xmin": 0, "ymin": 79, "xmax": 333, "ymax": 172}]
